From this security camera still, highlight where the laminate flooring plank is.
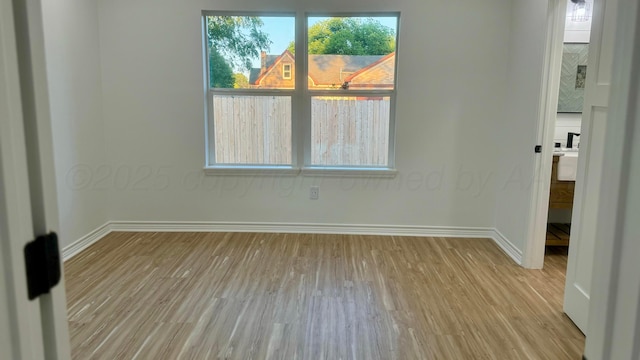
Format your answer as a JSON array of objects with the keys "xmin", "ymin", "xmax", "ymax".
[{"xmin": 65, "ymin": 232, "xmax": 584, "ymax": 359}]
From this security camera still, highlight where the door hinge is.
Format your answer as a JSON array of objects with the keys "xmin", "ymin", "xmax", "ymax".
[
  {"xmin": 534, "ymin": 145, "xmax": 543, "ymax": 153},
  {"xmin": 24, "ymin": 232, "xmax": 61, "ymax": 300}
]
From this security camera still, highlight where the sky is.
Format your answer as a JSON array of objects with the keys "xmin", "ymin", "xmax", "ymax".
[{"xmin": 238, "ymin": 16, "xmax": 398, "ymax": 73}]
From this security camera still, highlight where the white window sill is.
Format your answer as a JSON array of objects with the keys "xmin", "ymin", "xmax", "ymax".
[
  {"xmin": 301, "ymin": 167, "xmax": 398, "ymax": 178},
  {"xmin": 203, "ymin": 166, "xmax": 398, "ymax": 178},
  {"xmin": 203, "ymin": 166, "xmax": 300, "ymax": 176}
]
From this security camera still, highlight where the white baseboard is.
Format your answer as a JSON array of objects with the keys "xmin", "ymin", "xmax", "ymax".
[
  {"xmin": 62, "ymin": 222, "xmax": 112, "ymax": 261},
  {"xmin": 491, "ymin": 229, "xmax": 523, "ymax": 265},
  {"xmin": 109, "ymin": 220, "xmax": 495, "ymax": 238},
  {"xmin": 64, "ymin": 221, "xmax": 523, "ymax": 265}
]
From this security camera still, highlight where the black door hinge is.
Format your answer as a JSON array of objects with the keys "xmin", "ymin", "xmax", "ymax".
[
  {"xmin": 24, "ymin": 232, "xmax": 61, "ymax": 300},
  {"xmin": 535, "ymin": 145, "xmax": 542, "ymax": 153}
]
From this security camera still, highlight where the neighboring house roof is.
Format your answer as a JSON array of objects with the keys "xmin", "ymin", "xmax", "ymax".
[
  {"xmin": 252, "ymin": 50, "xmax": 295, "ymax": 86},
  {"xmin": 344, "ymin": 52, "xmax": 396, "ymax": 89},
  {"xmin": 249, "ymin": 54, "xmax": 280, "ymax": 84},
  {"xmin": 307, "ymin": 55, "xmax": 385, "ymax": 86},
  {"xmin": 249, "ymin": 68, "xmax": 261, "ymax": 85},
  {"xmin": 248, "ymin": 51, "xmax": 395, "ymax": 87}
]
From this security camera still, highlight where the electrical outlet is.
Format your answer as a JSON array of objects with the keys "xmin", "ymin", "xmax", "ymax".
[{"xmin": 310, "ymin": 186, "xmax": 319, "ymax": 200}]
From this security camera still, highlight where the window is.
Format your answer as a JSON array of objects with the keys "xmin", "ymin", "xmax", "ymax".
[
  {"xmin": 283, "ymin": 63, "xmax": 292, "ymax": 79},
  {"xmin": 203, "ymin": 13, "xmax": 399, "ymax": 173},
  {"xmin": 204, "ymin": 15, "xmax": 295, "ymax": 167}
]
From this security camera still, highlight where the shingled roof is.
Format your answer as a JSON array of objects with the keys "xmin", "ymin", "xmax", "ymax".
[
  {"xmin": 307, "ymin": 55, "xmax": 384, "ymax": 86},
  {"xmin": 249, "ymin": 55, "xmax": 280, "ymax": 84},
  {"xmin": 248, "ymin": 52, "xmax": 391, "ymax": 86}
]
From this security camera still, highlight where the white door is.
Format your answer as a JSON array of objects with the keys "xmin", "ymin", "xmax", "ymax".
[
  {"xmin": 563, "ymin": 0, "xmax": 617, "ymax": 332},
  {"xmin": 0, "ymin": 0, "xmax": 70, "ymax": 358},
  {"xmin": 584, "ymin": 0, "xmax": 640, "ymax": 356}
]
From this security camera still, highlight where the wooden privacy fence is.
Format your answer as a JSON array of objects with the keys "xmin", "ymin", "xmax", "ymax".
[
  {"xmin": 311, "ymin": 97, "xmax": 390, "ymax": 166},
  {"xmin": 213, "ymin": 95, "xmax": 292, "ymax": 165},
  {"xmin": 213, "ymin": 95, "xmax": 390, "ymax": 166}
]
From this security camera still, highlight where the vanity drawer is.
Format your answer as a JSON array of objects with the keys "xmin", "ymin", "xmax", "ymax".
[
  {"xmin": 550, "ymin": 183, "xmax": 575, "ymax": 208},
  {"xmin": 549, "ymin": 156, "xmax": 575, "ymax": 208}
]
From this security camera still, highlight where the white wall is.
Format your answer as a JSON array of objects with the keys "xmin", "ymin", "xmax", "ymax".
[
  {"xmin": 555, "ymin": 113, "xmax": 583, "ymax": 146},
  {"xmin": 96, "ymin": 0, "xmax": 511, "ymax": 230},
  {"xmin": 42, "ymin": 0, "xmax": 108, "ymax": 248},
  {"xmin": 493, "ymin": 0, "xmax": 550, "ymax": 251}
]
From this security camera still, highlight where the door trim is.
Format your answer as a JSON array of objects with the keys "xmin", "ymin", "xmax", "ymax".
[
  {"xmin": 522, "ymin": 0, "xmax": 568, "ymax": 269},
  {"xmin": 10, "ymin": 0, "xmax": 71, "ymax": 357},
  {"xmin": 0, "ymin": 0, "xmax": 46, "ymax": 356}
]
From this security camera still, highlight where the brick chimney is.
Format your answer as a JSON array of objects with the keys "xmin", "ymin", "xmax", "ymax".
[{"xmin": 260, "ymin": 51, "xmax": 267, "ymax": 75}]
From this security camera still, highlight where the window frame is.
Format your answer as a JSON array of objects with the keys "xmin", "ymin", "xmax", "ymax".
[
  {"xmin": 202, "ymin": 12, "xmax": 298, "ymax": 170},
  {"xmin": 202, "ymin": 11, "xmax": 400, "ymax": 177},
  {"xmin": 282, "ymin": 63, "xmax": 292, "ymax": 79}
]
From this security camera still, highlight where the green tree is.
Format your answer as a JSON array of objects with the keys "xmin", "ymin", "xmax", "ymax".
[
  {"xmin": 233, "ymin": 73, "xmax": 250, "ymax": 88},
  {"xmin": 292, "ymin": 18, "xmax": 395, "ymax": 55},
  {"xmin": 209, "ymin": 48, "xmax": 234, "ymax": 88},
  {"xmin": 206, "ymin": 16, "xmax": 272, "ymax": 72}
]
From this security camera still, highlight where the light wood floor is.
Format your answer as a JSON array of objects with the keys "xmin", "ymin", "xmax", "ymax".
[{"xmin": 65, "ymin": 232, "xmax": 584, "ymax": 359}]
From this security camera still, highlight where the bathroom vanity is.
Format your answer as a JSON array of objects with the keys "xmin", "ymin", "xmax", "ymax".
[
  {"xmin": 549, "ymin": 154, "xmax": 576, "ymax": 208},
  {"xmin": 546, "ymin": 153, "xmax": 576, "ymax": 246}
]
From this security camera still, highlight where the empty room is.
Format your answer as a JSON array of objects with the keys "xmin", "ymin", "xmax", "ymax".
[{"xmin": 2, "ymin": 0, "xmax": 639, "ymax": 359}]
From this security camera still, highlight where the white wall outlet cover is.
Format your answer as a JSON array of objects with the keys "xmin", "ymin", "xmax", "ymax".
[{"xmin": 310, "ymin": 186, "xmax": 319, "ymax": 200}]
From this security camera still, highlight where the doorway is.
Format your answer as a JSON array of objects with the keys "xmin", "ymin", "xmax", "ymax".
[
  {"xmin": 528, "ymin": 0, "xmax": 613, "ymax": 334},
  {"xmin": 543, "ymin": 0, "xmax": 592, "ymax": 256}
]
